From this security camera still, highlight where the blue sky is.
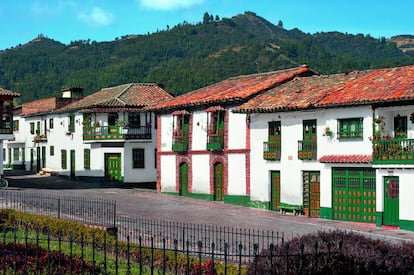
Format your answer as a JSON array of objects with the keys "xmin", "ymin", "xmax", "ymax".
[{"xmin": 1, "ymin": 0, "xmax": 413, "ymax": 51}]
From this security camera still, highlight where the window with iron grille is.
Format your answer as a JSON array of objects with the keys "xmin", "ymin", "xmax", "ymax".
[
  {"xmin": 132, "ymin": 148, "xmax": 145, "ymax": 168},
  {"xmin": 13, "ymin": 148, "xmax": 19, "ymax": 161},
  {"xmin": 13, "ymin": 120, "xmax": 19, "ymax": 131},
  {"xmin": 338, "ymin": 118, "xmax": 363, "ymax": 139},
  {"xmin": 68, "ymin": 114, "xmax": 75, "ymax": 132},
  {"xmin": 84, "ymin": 149, "xmax": 91, "ymax": 170},
  {"xmin": 50, "ymin": 146, "xmax": 54, "ymax": 156},
  {"xmin": 61, "ymin": 149, "xmax": 67, "ymax": 169},
  {"xmin": 30, "ymin": 122, "xmax": 35, "ymax": 134}
]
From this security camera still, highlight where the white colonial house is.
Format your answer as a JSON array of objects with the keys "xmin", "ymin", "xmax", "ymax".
[
  {"xmin": 4, "ymin": 84, "xmax": 172, "ymax": 187},
  {"xmin": 150, "ymin": 65, "xmax": 316, "ymax": 204},
  {"xmin": 234, "ymin": 65, "xmax": 414, "ymax": 231}
]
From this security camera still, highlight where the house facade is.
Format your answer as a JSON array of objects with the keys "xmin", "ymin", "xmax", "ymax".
[
  {"xmin": 235, "ymin": 65, "xmax": 414, "ymax": 231},
  {"xmin": 4, "ymin": 83, "xmax": 172, "ymax": 187},
  {"xmin": 151, "ymin": 65, "xmax": 316, "ymax": 204}
]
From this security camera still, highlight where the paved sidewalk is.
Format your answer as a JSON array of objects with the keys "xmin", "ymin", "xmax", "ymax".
[{"xmin": 4, "ymin": 171, "xmax": 414, "ymax": 244}]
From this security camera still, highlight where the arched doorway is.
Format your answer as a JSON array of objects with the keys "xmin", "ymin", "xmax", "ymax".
[
  {"xmin": 213, "ymin": 162, "xmax": 224, "ymax": 201},
  {"xmin": 179, "ymin": 162, "xmax": 188, "ymax": 196}
]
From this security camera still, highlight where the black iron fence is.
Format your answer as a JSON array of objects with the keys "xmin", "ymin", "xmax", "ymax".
[
  {"xmin": 116, "ymin": 216, "xmax": 284, "ymax": 264},
  {"xmin": 1, "ymin": 228, "xmax": 413, "ymax": 274},
  {"xmin": 0, "ymin": 191, "xmax": 116, "ymax": 228}
]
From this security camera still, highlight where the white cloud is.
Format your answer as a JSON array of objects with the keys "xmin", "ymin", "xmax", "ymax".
[
  {"xmin": 138, "ymin": 0, "xmax": 204, "ymax": 10},
  {"xmin": 77, "ymin": 7, "xmax": 114, "ymax": 27}
]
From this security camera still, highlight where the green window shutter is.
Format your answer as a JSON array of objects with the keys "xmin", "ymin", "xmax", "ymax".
[
  {"xmin": 61, "ymin": 149, "xmax": 67, "ymax": 169},
  {"xmin": 30, "ymin": 122, "xmax": 35, "ymax": 134},
  {"xmin": 84, "ymin": 149, "xmax": 90, "ymax": 170},
  {"xmin": 68, "ymin": 114, "xmax": 75, "ymax": 132},
  {"xmin": 338, "ymin": 118, "xmax": 363, "ymax": 139}
]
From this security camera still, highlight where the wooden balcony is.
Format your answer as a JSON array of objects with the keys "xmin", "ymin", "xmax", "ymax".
[
  {"xmin": 0, "ymin": 109, "xmax": 13, "ymax": 135},
  {"xmin": 83, "ymin": 126, "xmax": 151, "ymax": 141},
  {"xmin": 33, "ymin": 134, "xmax": 47, "ymax": 143},
  {"xmin": 172, "ymin": 129, "xmax": 189, "ymax": 152},
  {"xmin": 373, "ymin": 138, "xmax": 414, "ymax": 164},
  {"xmin": 207, "ymin": 130, "xmax": 224, "ymax": 151},
  {"xmin": 298, "ymin": 140, "xmax": 317, "ymax": 160},
  {"xmin": 263, "ymin": 139, "xmax": 281, "ymax": 161}
]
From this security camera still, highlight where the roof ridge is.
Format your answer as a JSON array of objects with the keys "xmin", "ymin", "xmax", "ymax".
[{"xmin": 227, "ymin": 65, "xmax": 309, "ymax": 80}]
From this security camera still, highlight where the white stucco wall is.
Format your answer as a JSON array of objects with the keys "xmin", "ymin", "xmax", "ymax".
[
  {"xmin": 227, "ymin": 154, "xmax": 246, "ymax": 195},
  {"xmin": 191, "ymin": 154, "xmax": 210, "ymax": 193},
  {"xmin": 191, "ymin": 111, "xmax": 208, "ymax": 151},
  {"xmin": 227, "ymin": 110, "xmax": 247, "ymax": 150},
  {"xmin": 160, "ymin": 154, "xmax": 176, "ymax": 192},
  {"xmin": 160, "ymin": 115, "xmax": 173, "ymax": 152}
]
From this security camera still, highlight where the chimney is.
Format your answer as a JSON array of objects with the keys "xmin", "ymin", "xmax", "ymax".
[{"xmin": 61, "ymin": 87, "xmax": 84, "ymax": 99}]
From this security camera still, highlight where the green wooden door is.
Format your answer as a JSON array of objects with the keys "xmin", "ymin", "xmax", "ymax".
[
  {"xmin": 270, "ymin": 171, "xmax": 280, "ymax": 210},
  {"xmin": 70, "ymin": 150, "xmax": 75, "ymax": 179},
  {"xmin": 384, "ymin": 177, "xmax": 399, "ymax": 226},
  {"xmin": 105, "ymin": 153, "xmax": 121, "ymax": 182},
  {"xmin": 179, "ymin": 162, "xmax": 188, "ymax": 196},
  {"xmin": 303, "ymin": 171, "xmax": 320, "ymax": 217},
  {"xmin": 214, "ymin": 162, "xmax": 224, "ymax": 201},
  {"xmin": 332, "ymin": 168, "xmax": 376, "ymax": 223},
  {"xmin": 42, "ymin": 146, "xmax": 46, "ymax": 170}
]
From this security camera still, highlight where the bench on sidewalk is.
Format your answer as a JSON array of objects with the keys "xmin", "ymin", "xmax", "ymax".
[{"xmin": 279, "ymin": 203, "xmax": 303, "ymax": 216}]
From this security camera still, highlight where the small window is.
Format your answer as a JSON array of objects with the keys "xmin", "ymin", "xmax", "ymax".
[
  {"xmin": 84, "ymin": 149, "xmax": 91, "ymax": 170},
  {"xmin": 132, "ymin": 148, "xmax": 145, "ymax": 168},
  {"xmin": 30, "ymin": 122, "xmax": 35, "ymax": 134},
  {"xmin": 13, "ymin": 120, "xmax": 19, "ymax": 131},
  {"xmin": 128, "ymin": 113, "xmax": 141, "ymax": 128},
  {"xmin": 68, "ymin": 114, "xmax": 75, "ymax": 132},
  {"xmin": 49, "ymin": 118, "xmax": 54, "ymax": 129},
  {"xmin": 338, "ymin": 118, "xmax": 363, "ymax": 139},
  {"xmin": 50, "ymin": 146, "xmax": 54, "ymax": 156},
  {"xmin": 61, "ymin": 149, "xmax": 67, "ymax": 169},
  {"xmin": 13, "ymin": 148, "xmax": 19, "ymax": 161}
]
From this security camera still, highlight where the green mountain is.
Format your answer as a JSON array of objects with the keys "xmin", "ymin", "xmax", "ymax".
[{"xmin": 1, "ymin": 11, "xmax": 413, "ymax": 104}]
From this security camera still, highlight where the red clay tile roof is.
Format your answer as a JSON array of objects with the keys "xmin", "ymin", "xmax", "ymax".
[
  {"xmin": 20, "ymin": 98, "xmax": 79, "ymax": 116},
  {"xmin": 235, "ymin": 73, "xmax": 363, "ymax": 113},
  {"xmin": 316, "ymin": 65, "xmax": 414, "ymax": 107},
  {"xmin": 319, "ymin": 154, "xmax": 372, "ymax": 163},
  {"xmin": 57, "ymin": 83, "xmax": 172, "ymax": 113},
  {"xmin": 149, "ymin": 65, "xmax": 316, "ymax": 111},
  {"xmin": 0, "ymin": 87, "xmax": 21, "ymax": 98}
]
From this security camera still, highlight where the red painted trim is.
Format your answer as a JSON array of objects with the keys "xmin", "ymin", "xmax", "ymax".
[
  {"xmin": 156, "ymin": 114, "xmax": 162, "ymax": 192},
  {"xmin": 245, "ymin": 115, "xmax": 251, "ymax": 195}
]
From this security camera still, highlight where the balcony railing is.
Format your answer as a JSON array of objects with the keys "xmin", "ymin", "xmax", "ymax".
[
  {"xmin": 172, "ymin": 129, "xmax": 189, "ymax": 152},
  {"xmin": 263, "ymin": 138, "xmax": 281, "ymax": 160},
  {"xmin": 373, "ymin": 138, "xmax": 414, "ymax": 164},
  {"xmin": 83, "ymin": 126, "xmax": 151, "ymax": 141},
  {"xmin": 298, "ymin": 140, "xmax": 317, "ymax": 160},
  {"xmin": 207, "ymin": 130, "xmax": 224, "ymax": 151}
]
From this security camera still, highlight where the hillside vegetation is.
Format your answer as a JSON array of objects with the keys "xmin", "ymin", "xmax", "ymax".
[{"xmin": 0, "ymin": 11, "xmax": 413, "ymax": 103}]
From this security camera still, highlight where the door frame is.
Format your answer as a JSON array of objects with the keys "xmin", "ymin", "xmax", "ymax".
[
  {"xmin": 213, "ymin": 162, "xmax": 224, "ymax": 201},
  {"xmin": 104, "ymin": 153, "xmax": 122, "ymax": 182},
  {"xmin": 383, "ymin": 176, "xmax": 399, "ymax": 226},
  {"xmin": 179, "ymin": 162, "xmax": 188, "ymax": 196},
  {"xmin": 270, "ymin": 171, "xmax": 280, "ymax": 211}
]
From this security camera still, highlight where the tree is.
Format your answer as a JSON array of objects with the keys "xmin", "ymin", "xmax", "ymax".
[
  {"xmin": 277, "ymin": 20, "xmax": 284, "ymax": 29},
  {"xmin": 203, "ymin": 12, "xmax": 210, "ymax": 24}
]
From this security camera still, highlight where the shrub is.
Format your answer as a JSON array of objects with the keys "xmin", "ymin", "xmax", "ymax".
[{"xmin": 249, "ymin": 230, "xmax": 414, "ymax": 274}]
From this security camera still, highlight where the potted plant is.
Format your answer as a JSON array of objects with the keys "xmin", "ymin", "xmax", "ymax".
[{"xmin": 324, "ymin": 127, "xmax": 333, "ymax": 137}]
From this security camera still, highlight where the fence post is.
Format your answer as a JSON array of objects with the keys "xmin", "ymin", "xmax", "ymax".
[
  {"xmin": 57, "ymin": 197, "xmax": 61, "ymax": 219},
  {"xmin": 238, "ymin": 243, "xmax": 243, "ymax": 275},
  {"xmin": 285, "ymin": 243, "xmax": 290, "ymax": 275},
  {"xmin": 269, "ymin": 243, "xmax": 273, "ymax": 275},
  {"xmin": 253, "ymin": 243, "xmax": 259, "ymax": 275}
]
